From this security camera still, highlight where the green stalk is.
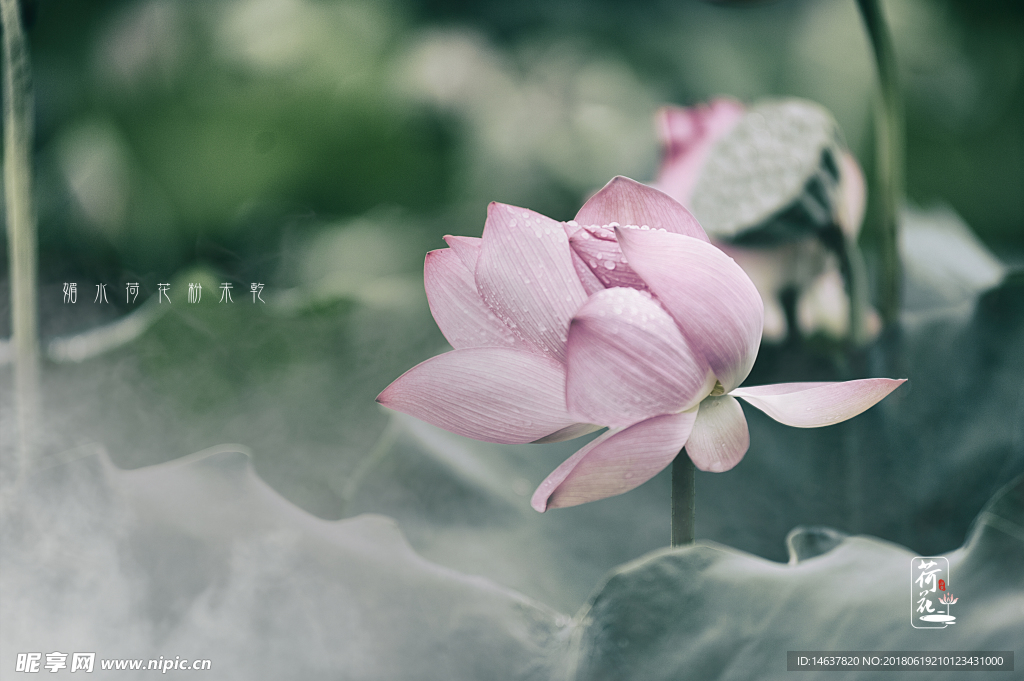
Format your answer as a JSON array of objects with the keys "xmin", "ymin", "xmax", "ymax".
[
  {"xmin": 2, "ymin": 0, "xmax": 40, "ymax": 484},
  {"xmin": 670, "ymin": 454, "xmax": 695, "ymax": 546},
  {"xmin": 856, "ymin": 0, "xmax": 903, "ymax": 326}
]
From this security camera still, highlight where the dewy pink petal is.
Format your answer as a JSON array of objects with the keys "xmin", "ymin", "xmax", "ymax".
[
  {"xmin": 443, "ymin": 235, "xmax": 483, "ymax": 271},
  {"xmin": 376, "ymin": 347, "xmax": 576, "ymax": 444},
  {"xmin": 569, "ymin": 177, "xmax": 711, "ymax": 291},
  {"xmin": 475, "ymin": 202, "xmax": 588, "ymax": 360},
  {"xmin": 567, "ymin": 246, "xmax": 606, "ymax": 296},
  {"xmin": 684, "ymin": 395, "xmax": 749, "ymax": 472},
  {"xmin": 575, "ymin": 176, "xmax": 710, "ymax": 243},
  {"xmin": 569, "ymin": 225, "xmax": 648, "ymax": 290},
  {"xmin": 424, "ymin": 248, "xmax": 519, "ymax": 350},
  {"xmin": 566, "ymin": 287, "xmax": 715, "ymax": 427},
  {"xmin": 654, "ymin": 98, "xmax": 744, "ymax": 205},
  {"xmin": 531, "ymin": 412, "xmax": 697, "ymax": 512},
  {"xmin": 616, "ymin": 227, "xmax": 763, "ymax": 393},
  {"xmin": 731, "ymin": 378, "xmax": 906, "ymax": 428}
]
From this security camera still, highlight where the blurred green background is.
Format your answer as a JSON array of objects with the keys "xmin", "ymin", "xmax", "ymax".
[{"xmin": 3, "ymin": 0, "xmax": 1021, "ymax": 329}]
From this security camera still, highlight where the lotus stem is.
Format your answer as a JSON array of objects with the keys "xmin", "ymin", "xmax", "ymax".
[
  {"xmin": 2, "ymin": 0, "xmax": 41, "ymax": 485},
  {"xmin": 671, "ymin": 454, "xmax": 695, "ymax": 546},
  {"xmin": 856, "ymin": 0, "xmax": 903, "ymax": 326}
]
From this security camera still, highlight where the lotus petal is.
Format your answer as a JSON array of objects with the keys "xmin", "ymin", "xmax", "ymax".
[
  {"xmin": 569, "ymin": 225, "xmax": 648, "ymax": 290},
  {"xmin": 424, "ymin": 249, "xmax": 518, "ymax": 350},
  {"xmin": 616, "ymin": 227, "xmax": 763, "ymax": 392},
  {"xmin": 376, "ymin": 347, "xmax": 576, "ymax": 444},
  {"xmin": 684, "ymin": 395, "xmax": 750, "ymax": 472},
  {"xmin": 566, "ymin": 287, "xmax": 715, "ymax": 427},
  {"xmin": 575, "ymin": 176, "xmax": 709, "ymax": 242},
  {"xmin": 731, "ymin": 379, "xmax": 907, "ymax": 428},
  {"xmin": 531, "ymin": 412, "xmax": 697, "ymax": 512},
  {"xmin": 567, "ymin": 246, "xmax": 606, "ymax": 296},
  {"xmin": 443, "ymin": 234, "xmax": 483, "ymax": 271},
  {"xmin": 476, "ymin": 202, "xmax": 588, "ymax": 360}
]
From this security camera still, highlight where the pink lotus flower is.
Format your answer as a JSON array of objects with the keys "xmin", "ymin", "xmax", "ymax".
[
  {"xmin": 377, "ymin": 177, "xmax": 904, "ymax": 511},
  {"xmin": 655, "ymin": 98, "xmax": 879, "ymax": 342}
]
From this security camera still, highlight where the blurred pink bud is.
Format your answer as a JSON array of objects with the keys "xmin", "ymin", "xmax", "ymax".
[{"xmin": 653, "ymin": 97, "xmax": 744, "ymax": 206}]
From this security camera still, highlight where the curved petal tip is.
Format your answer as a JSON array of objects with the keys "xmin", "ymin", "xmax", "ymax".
[
  {"xmin": 575, "ymin": 176, "xmax": 709, "ymax": 242},
  {"xmin": 731, "ymin": 378, "xmax": 906, "ymax": 428},
  {"xmin": 378, "ymin": 348, "xmax": 577, "ymax": 444},
  {"xmin": 531, "ymin": 412, "xmax": 697, "ymax": 512}
]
